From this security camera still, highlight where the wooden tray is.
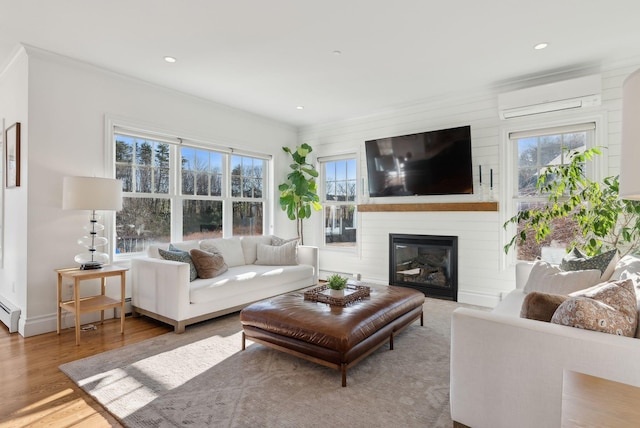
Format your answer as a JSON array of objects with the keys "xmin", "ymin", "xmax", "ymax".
[{"xmin": 304, "ymin": 284, "xmax": 371, "ymax": 306}]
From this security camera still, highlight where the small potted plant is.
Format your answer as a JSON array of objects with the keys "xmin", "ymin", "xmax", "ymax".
[{"xmin": 326, "ymin": 274, "xmax": 348, "ymax": 297}]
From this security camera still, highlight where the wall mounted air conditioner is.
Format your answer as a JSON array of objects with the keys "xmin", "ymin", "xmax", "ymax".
[
  {"xmin": 498, "ymin": 75, "xmax": 602, "ymax": 120},
  {"xmin": 0, "ymin": 296, "xmax": 20, "ymax": 333}
]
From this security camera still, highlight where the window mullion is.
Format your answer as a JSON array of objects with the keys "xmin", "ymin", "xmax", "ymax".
[{"xmin": 171, "ymin": 144, "xmax": 182, "ymax": 243}]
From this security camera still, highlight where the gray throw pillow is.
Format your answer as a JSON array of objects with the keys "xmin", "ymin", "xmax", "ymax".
[
  {"xmin": 159, "ymin": 245, "xmax": 198, "ymax": 281},
  {"xmin": 560, "ymin": 248, "xmax": 618, "ymax": 279}
]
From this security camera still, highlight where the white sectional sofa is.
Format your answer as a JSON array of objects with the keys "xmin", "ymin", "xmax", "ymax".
[
  {"xmin": 131, "ymin": 236, "xmax": 318, "ymax": 333},
  {"xmin": 450, "ymin": 255, "xmax": 640, "ymax": 428}
]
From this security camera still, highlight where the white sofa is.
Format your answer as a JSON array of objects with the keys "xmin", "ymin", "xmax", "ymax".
[
  {"xmin": 450, "ymin": 255, "xmax": 640, "ymax": 428},
  {"xmin": 131, "ymin": 236, "xmax": 318, "ymax": 333}
]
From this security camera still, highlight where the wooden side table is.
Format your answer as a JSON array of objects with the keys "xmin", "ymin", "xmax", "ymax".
[
  {"xmin": 56, "ymin": 265, "xmax": 128, "ymax": 345},
  {"xmin": 562, "ymin": 370, "xmax": 640, "ymax": 427}
]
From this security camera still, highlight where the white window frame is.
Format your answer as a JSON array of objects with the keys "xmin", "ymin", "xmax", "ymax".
[
  {"xmin": 500, "ymin": 114, "xmax": 607, "ymax": 269},
  {"xmin": 318, "ymin": 153, "xmax": 359, "ymax": 251},
  {"xmin": 105, "ymin": 116, "xmax": 271, "ymax": 261}
]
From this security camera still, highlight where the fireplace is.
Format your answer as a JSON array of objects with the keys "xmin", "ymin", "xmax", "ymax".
[{"xmin": 389, "ymin": 234, "xmax": 458, "ymax": 301}]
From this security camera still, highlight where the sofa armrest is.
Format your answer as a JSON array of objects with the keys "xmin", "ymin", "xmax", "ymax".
[
  {"xmin": 450, "ymin": 307, "xmax": 640, "ymax": 428},
  {"xmin": 298, "ymin": 245, "xmax": 319, "ymax": 284},
  {"xmin": 131, "ymin": 256, "xmax": 191, "ymax": 321}
]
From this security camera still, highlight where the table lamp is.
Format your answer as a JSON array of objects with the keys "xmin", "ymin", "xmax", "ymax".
[
  {"xmin": 620, "ymin": 68, "xmax": 640, "ymax": 200},
  {"xmin": 63, "ymin": 176, "xmax": 123, "ymax": 269}
]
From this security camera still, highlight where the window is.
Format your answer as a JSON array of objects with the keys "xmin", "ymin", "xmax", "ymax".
[
  {"xmin": 508, "ymin": 123, "xmax": 596, "ymax": 261},
  {"xmin": 114, "ymin": 130, "xmax": 267, "ymax": 256},
  {"xmin": 321, "ymin": 157, "xmax": 357, "ymax": 247}
]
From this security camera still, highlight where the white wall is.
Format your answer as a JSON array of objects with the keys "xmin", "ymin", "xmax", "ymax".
[
  {"xmin": 0, "ymin": 48, "xmax": 29, "ymax": 320},
  {"xmin": 299, "ymin": 59, "xmax": 640, "ymax": 307},
  {"xmin": 1, "ymin": 46, "xmax": 298, "ymax": 336}
]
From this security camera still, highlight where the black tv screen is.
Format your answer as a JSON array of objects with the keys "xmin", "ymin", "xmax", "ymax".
[{"xmin": 365, "ymin": 125, "xmax": 473, "ymax": 197}]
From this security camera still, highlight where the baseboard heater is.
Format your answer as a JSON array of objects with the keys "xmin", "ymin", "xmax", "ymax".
[
  {"xmin": 0, "ymin": 297, "xmax": 20, "ymax": 333},
  {"xmin": 114, "ymin": 297, "xmax": 132, "ymax": 318}
]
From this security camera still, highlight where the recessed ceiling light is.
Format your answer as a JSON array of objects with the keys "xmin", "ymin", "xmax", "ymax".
[
  {"xmin": 332, "ymin": 50, "xmax": 342, "ymax": 55},
  {"xmin": 164, "ymin": 56, "xmax": 177, "ymax": 63},
  {"xmin": 296, "ymin": 105, "xmax": 305, "ymax": 110},
  {"xmin": 533, "ymin": 42, "xmax": 549, "ymax": 50}
]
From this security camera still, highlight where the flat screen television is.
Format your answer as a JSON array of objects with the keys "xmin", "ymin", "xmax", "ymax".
[{"xmin": 365, "ymin": 125, "xmax": 473, "ymax": 197}]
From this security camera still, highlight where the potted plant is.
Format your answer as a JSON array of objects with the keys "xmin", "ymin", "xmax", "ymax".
[
  {"xmin": 326, "ymin": 274, "xmax": 348, "ymax": 297},
  {"xmin": 504, "ymin": 147, "xmax": 640, "ymax": 258},
  {"xmin": 278, "ymin": 144, "xmax": 322, "ymax": 244}
]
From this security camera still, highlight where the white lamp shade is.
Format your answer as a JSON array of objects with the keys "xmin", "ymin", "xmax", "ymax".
[
  {"xmin": 63, "ymin": 176, "xmax": 123, "ymax": 211},
  {"xmin": 619, "ymin": 68, "xmax": 640, "ymax": 200}
]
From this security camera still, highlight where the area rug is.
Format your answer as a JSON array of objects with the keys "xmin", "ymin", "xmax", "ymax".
[{"xmin": 60, "ymin": 297, "xmax": 468, "ymax": 427}]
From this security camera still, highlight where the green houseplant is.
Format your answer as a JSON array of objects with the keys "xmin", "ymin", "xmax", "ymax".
[
  {"xmin": 504, "ymin": 147, "xmax": 640, "ymax": 258},
  {"xmin": 326, "ymin": 273, "xmax": 348, "ymax": 296},
  {"xmin": 279, "ymin": 144, "xmax": 322, "ymax": 244}
]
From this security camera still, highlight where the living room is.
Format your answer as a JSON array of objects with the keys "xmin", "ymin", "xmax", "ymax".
[{"xmin": 3, "ymin": 1, "xmax": 640, "ymax": 427}]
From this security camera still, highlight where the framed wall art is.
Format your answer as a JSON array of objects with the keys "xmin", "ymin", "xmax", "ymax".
[{"xmin": 5, "ymin": 122, "xmax": 20, "ymax": 188}]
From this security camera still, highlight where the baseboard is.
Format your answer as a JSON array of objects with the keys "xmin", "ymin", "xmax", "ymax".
[
  {"xmin": 19, "ymin": 310, "xmax": 115, "ymax": 337},
  {"xmin": 457, "ymin": 290, "xmax": 500, "ymax": 308}
]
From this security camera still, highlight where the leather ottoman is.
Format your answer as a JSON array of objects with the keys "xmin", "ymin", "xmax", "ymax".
[{"xmin": 240, "ymin": 283, "xmax": 425, "ymax": 386}]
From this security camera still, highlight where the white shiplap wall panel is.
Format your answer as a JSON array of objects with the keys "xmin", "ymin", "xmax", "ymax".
[{"xmin": 301, "ymin": 62, "xmax": 640, "ymax": 307}]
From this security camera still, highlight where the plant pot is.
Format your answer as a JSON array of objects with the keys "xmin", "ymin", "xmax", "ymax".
[{"xmin": 329, "ymin": 289, "xmax": 345, "ymax": 297}]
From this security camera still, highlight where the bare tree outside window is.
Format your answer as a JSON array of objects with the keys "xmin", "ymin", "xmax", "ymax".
[
  {"xmin": 231, "ymin": 155, "xmax": 264, "ymax": 236},
  {"xmin": 114, "ymin": 133, "xmax": 269, "ymax": 255}
]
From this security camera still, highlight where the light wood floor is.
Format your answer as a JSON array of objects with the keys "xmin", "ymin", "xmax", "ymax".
[{"xmin": 0, "ymin": 316, "xmax": 172, "ymax": 428}]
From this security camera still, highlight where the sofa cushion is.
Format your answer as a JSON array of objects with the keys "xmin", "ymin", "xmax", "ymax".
[
  {"xmin": 523, "ymin": 260, "xmax": 601, "ymax": 295},
  {"xmin": 609, "ymin": 254, "xmax": 640, "ymax": 338},
  {"xmin": 610, "ymin": 254, "xmax": 640, "ymax": 283},
  {"xmin": 255, "ymin": 241, "xmax": 298, "ymax": 266},
  {"xmin": 560, "ymin": 248, "xmax": 618, "ymax": 280},
  {"xmin": 520, "ymin": 291, "xmax": 570, "ymax": 322},
  {"xmin": 159, "ymin": 246, "xmax": 198, "ymax": 281},
  {"xmin": 551, "ymin": 279, "xmax": 638, "ymax": 336},
  {"xmin": 240, "ymin": 235, "xmax": 274, "ymax": 265},
  {"xmin": 189, "ymin": 248, "xmax": 228, "ymax": 279},
  {"xmin": 200, "ymin": 238, "xmax": 245, "ymax": 268},
  {"xmin": 271, "ymin": 235, "xmax": 299, "ymax": 246},
  {"xmin": 189, "ymin": 264, "xmax": 314, "ymax": 305}
]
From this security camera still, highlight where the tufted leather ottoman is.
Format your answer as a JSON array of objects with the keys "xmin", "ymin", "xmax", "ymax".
[{"xmin": 240, "ymin": 283, "xmax": 425, "ymax": 386}]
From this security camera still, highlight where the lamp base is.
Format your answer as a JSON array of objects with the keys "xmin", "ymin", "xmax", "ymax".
[{"xmin": 80, "ymin": 261, "xmax": 103, "ymax": 270}]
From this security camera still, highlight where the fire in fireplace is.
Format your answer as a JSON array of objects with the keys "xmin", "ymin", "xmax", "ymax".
[{"xmin": 389, "ymin": 234, "xmax": 458, "ymax": 301}]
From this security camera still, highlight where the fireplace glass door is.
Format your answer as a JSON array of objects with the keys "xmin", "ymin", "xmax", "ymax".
[{"xmin": 389, "ymin": 234, "xmax": 458, "ymax": 301}]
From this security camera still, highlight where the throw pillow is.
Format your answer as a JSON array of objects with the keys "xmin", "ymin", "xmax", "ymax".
[
  {"xmin": 240, "ymin": 235, "xmax": 273, "ymax": 264},
  {"xmin": 609, "ymin": 254, "xmax": 640, "ymax": 338},
  {"xmin": 255, "ymin": 240, "xmax": 298, "ymax": 266},
  {"xmin": 158, "ymin": 246, "xmax": 198, "ymax": 281},
  {"xmin": 271, "ymin": 235, "xmax": 300, "ymax": 246},
  {"xmin": 523, "ymin": 260, "xmax": 602, "ymax": 295},
  {"xmin": 610, "ymin": 254, "xmax": 640, "ymax": 281},
  {"xmin": 189, "ymin": 248, "xmax": 228, "ymax": 279},
  {"xmin": 520, "ymin": 291, "xmax": 570, "ymax": 322},
  {"xmin": 551, "ymin": 279, "xmax": 638, "ymax": 337},
  {"xmin": 200, "ymin": 238, "xmax": 245, "ymax": 268},
  {"xmin": 560, "ymin": 248, "xmax": 618, "ymax": 280}
]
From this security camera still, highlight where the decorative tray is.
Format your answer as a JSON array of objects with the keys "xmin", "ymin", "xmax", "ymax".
[{"xmin": 303, "ymin": 284, "xmax": 371, "ymax": 306}]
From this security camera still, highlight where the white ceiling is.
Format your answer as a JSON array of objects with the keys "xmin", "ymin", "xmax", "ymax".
[{"xmin": 1, "ymin": 0, "xmax": 640, "ymax": 128}]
